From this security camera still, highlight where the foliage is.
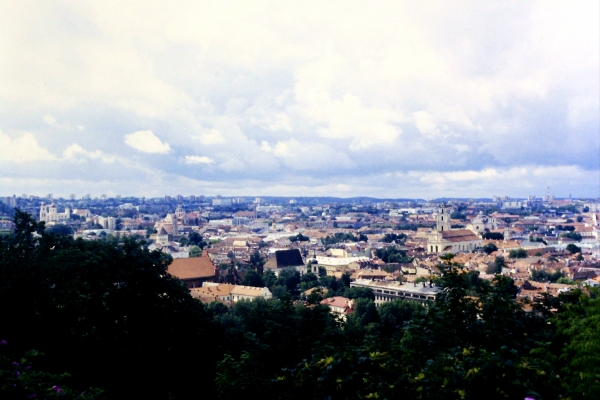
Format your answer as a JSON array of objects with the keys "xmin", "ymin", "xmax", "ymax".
[
  {"xmin": 5, "ymin": 210, "xmax": 599, "ymax": 399},
  {"xmin": 343, "ymin": 287, "xmax": 374, "ymax": 301},
  {"xmin": 374, "ymin": 246, "xmax": 412, "ymax": 263},
  {"xmin": 509, "ymin": 248, "xmax": 528, "ymax": 258},
  {"xmin": 529, "ymin": 235, "xmax": 547, "ymax": 245},
  {"xmin": 482, "ymin": 232, "xmax": 504, "ymax": 240},
  {"xmin": 242, "ymin": 270, "xmax": 264, "ymax": 287},
  {"xmin": 565, "ymin": 243, "xmax": 581, "ymax": 254},
  {"xmin": 381, "ymin": 233, "xmax": 407, "ymax": 243},
  {"xmin": 188, "ymin": 245, "xmax": 202, "ymax": 257},
  {"xmin": 300, "ymin": 272, "xmax": 319, "ymax": 292},
  {"xmin": 0, "ymin": 210, "xmax": 217, "ymax": 399},
  {"xmin": 485, "ymin": 256, "xmax": 505, "ymax": 274},
  {"xmin": 561, "ymin": 232, "xmax": 582, "ymax": 242},
  {"xmin": 450, "ymin": 210, "xmax": 467, "ymax": 221},
  {"xmin": 288, "ymin": 233, "xmax": 309, "ymax": 243},
  {"xmin": 0, "ymin": 344, "xmax": 105, "ymax": 399},
  {"xmin": 482, "ymin": 242, "xmax": 497, "ymax": 254},
  {"xmin": 556, "ymin": 277, "xmax": 575, "ymax": 285},
  {"xmin": 552, "ymin": 287, "xmax": 600, "ymax": 398},
  {"xmin": 249, "ymin": 250, "xmax": 265, "ymax": 270},
  {"xmin": 188, "ymin": 231, "xmax": 206, "ymax": 248},
  {"xmin": 321, "ymin": 232, "xmax": 363, "ymax": 246},
  {"xmin": 556, "ymin": 225, "xmax": 575, "ymax": 232},
  {"xmin": 531, "ymin": 268, "xmax": 565, "ymax": 283},
  {"xmin": 45, "ymin": 224, "xmax": 74, "ymax": 236}
]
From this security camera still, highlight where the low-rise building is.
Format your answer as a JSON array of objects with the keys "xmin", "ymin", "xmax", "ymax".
[
  {"xmin": 351, "ymin": 279, "xmax": 439, "ymax": 306},
  {"xmin": 320, "ymin": 296, "xmax": 355, "ymax": 320},
  {"xmin": 167, "ymin": 250, "xmax": 217, "ymax": 288}
]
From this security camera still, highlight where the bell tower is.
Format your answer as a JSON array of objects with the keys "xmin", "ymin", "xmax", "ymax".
[{"xmin": 436, "ymin": 203, "xmax": 452, "ymax": 232}]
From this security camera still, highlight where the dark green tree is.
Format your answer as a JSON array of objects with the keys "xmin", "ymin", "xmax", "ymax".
[
  {"xmin": 509, "ymin": 248, "xmax": 528, "ymax": 258},
  {"xmin": 242, "ymin": 270, "xmax": 264, "ymax": 287},
  {"xmin": 0, "ymin": 210, "xmax": 217, "ymax": 399},
  {"xmin": 566, "ymin": 243, "xmax": 581, "ymax": 254},
  {"xmin": 482, "ymin": 242, "xmax": 498, "ymax": 254},
  {"xmin": 46, "ymin": 224, "xmax": 73, "ymax": 236}
]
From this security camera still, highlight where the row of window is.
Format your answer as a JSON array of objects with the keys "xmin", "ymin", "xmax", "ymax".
[{"xmin": 373, "ymin": 290, "xmax": 434, "ymax": 301}]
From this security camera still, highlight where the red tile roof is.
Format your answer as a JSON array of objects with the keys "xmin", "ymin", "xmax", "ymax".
[{"xmin": 168, "ymin": 251, "xmax": 215, "ymax": 280}]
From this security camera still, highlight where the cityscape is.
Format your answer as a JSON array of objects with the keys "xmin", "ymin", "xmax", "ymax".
[{"xmin": 1, "ymin": 1, "xmax": 599, "ymax": 399}]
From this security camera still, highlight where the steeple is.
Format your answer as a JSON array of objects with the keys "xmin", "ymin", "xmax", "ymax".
[{"xmin": 436, "ymin": 203, "xmax": 452, "ymax": 232}]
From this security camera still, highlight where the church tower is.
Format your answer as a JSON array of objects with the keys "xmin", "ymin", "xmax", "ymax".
[{"xmin": 436, "ymin": 204, "xmax": 452, "ymax": 232}]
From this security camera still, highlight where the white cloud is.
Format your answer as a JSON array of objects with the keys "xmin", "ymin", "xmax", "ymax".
[
  {"xmin": 198, "ymin": 129, "xmax": 227, "ymax": 145},
  {"xmin": 184, "ymin": 155, "xmax": 213, "ymax": 164},
  {"xmin": 413, "ymin": 111, "xmax": 438, "ymax": 136},
  {"xmin": 260, "ymin": 141, "xmax": 272, "ymax": 152},
  {"xmin": 0, "ymin": 1, "xmax": 598, "ymax": 197},
  {"xmin": 0, "ymin": 130, "xmax": 56, "ymax": 163},
  {"xmin": 62, "ymin": 144, "xmax": 115, "ymax": 163},
  {"xmin": 63, "ymin": 144, "xmax": 102, "ymax": 160},
  {"xmin": 124, "ymin": 130, "xmax": 171, "ymax": 154},
  {"xmin": 567, "ymin": 96, "xmax": 600, "ymax": 127},
  {"xmin": 250, "ymin": 112, "xmax": 293, "ymax": 132},
  {"xmin": 43, "ymin": 115, "xmax": 71, "ymax": 130}
]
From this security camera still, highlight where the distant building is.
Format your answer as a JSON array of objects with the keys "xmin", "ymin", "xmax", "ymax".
[
  {"xmin": 264, "ymin": 249, "xmax": 306, "ymax": 276},
  {"xmin": 212, "ymin": 198, "xmax": 232, "ymax": 206},
  {"xmin": 190, "ymin": 283, "xmax": 272, "ymax": 303},
  {"xmin": 427, "ymin": 204, "xmax": 482, "ymax": 254},
  {"xmin": 320, "ymin": 296, "xmax": 355, "ymax": 320},
  {"xmin": 1, "ymin": 196, "xmax": 17, "ymax": 208},
  {"xmin": 351, "ymin": 279, "xmax": 439, "ymax": 306},
  {"xmin": 167, "ymin": 250, "xmax": 217, "ymax": 288},
  {"xmin": 39, "ymin": 203, "xmax": 71, "ymax": 222}
]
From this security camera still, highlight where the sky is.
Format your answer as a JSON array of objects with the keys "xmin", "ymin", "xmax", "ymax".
[{"xmin": 1, "ymin": 0, "xmax": 599, "ymax": 199}]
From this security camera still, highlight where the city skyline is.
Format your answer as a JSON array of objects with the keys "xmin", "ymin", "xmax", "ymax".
[{"xmin": 1, "ymin": 1, "xmax": 599, "ymax": 198}]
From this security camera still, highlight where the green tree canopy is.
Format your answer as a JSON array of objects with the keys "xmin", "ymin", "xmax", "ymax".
[{"xmin": 509, "ymin": 248, "xmax": 528, "ymax": 258}]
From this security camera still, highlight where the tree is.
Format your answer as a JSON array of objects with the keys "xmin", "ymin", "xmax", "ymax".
[
  {"xmin": 553, "ymin": 287, "xmax": 600, "ymax": 398},
  {"xmin": 46, "ymin": 224, "xmax": 73, "ymax": 236},
  {"xmin": 450, "ymin": 211, "xmax": 467, "ymax": 221},
  {"xmin": 509, "ymin": 248, "xmax": 528, "ymax": 258},
  {"xmin": 188, "ymin": 231, "xmax": 206, "ymax": 248},
  {"xmin": 344, "ymin": 287, "xmax": 375, "ymax": 301},
  {"xmin": 482, "ymin": 232, "xmax": 504, "ymax": 240},
  {"xmin": 382, "ymin": 233, "xmax": 407, "ymax": 243},
  {"xmin": 531, "ymin": 268, "xmax": 564, "ymax": 283},
  {"xmin": 486, "ymin": 256, "xmax": 505, "ymax": 274},
  {"xmin": 277, "ymin": 268, "xmax": 301, "ymax": 292},
  {"xmin": 262, "ymin": 270, "xmax": 277, "ymax": 288},
  {"xmin": 318, "ymin": 267, "xmax": 327, "ymax": 278},
  {"xmin": 375, "ymin": 246, "xmax": 412, "ymax": 263},
  {"xmin": 482, "ymin": 242, "xmax": 498, "ymax": 254},
  {"xmin": 566, "ymin": 243, "xmax": 581, "ymax": 254},
  {"xmin": 288, "ymin": 233, "xmax": 309, "ymax": 243},
  {"xmin": 561, "ymin": 232, "xmax": 582, "ymax": 242},
  {"xmin": 300, "ymin": 272, "xmax": 319, "ymax": 291},
  {"xmin": 189, "ymin": 245, "xmax": 202, "ymax": 257},
  {"xmin": 249, "ymin": 250, "xmax": 264, "ymax": 271},
  {"xmin": 439, "ymin": 253, "xmax": 455, "ymax": 264},
  {"xmin": 0, "ymin": 211, "xmax": 217, "ymax": 399},
  {"xmin": 242, "ymin": 270, "xmax": 264, "ymax": 287}
]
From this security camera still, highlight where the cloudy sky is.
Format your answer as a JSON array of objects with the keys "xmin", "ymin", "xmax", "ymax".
[{"xmin": 1, "ymin": 1, "xmax": 598, "ymax": 199}]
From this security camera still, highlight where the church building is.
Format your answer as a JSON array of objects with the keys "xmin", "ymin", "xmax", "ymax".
[{"xmin": 427, "ymin": 204, "xmax": 483, "ymax": 254}]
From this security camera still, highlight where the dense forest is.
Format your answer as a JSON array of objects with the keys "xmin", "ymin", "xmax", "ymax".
[{"xmin": 1, "ymin": 211, "xmax": 599, "ymax": 399}]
